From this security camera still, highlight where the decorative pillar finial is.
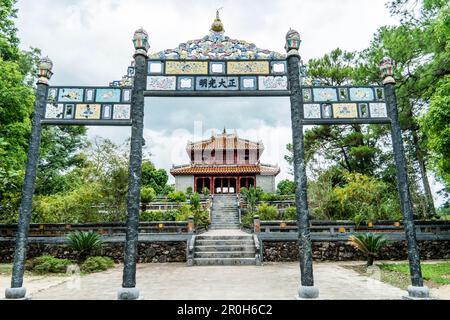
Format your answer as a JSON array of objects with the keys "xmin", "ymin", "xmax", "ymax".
[
  {"xmin": 380, "ymin": 56, "xmax": 395, "ymax": 85},
  {"xmin": 211, "ymin": 8, "xmax": 225, "ymax": 33},
  {"xmin": 133, "ymin": 28, "xmax": 150, "ymax": 56},
  {"xmin": 37, "ymin": 56, "xmax": 53, "ymax": 85},
  {"xmin": 285, "ymin": 28, "xmax": 301, "ymax": 57}
]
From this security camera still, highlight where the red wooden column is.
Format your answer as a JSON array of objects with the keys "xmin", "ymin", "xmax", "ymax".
[
  {"xmin": 237, "ymin": 176, "xmax": 241, "ymax": 194},
  {"xmin": 211, "ymin": 176, "xmax": 214, "ymax": 194}
]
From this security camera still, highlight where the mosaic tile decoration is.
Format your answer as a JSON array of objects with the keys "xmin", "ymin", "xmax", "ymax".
[
  {"xmin": 349, "ymin": 87, "xmax": 374, "ymax": 101},
  {"xmin": 370, "ymin": 103, "xmax": 388, "ymax": 118},
  {"xmin": 313, "ymin": 88, "xmax": 338, "ymax": 102},
  {"xmin": 113, "ymin": 104, "xmax": 131, "ymax": 120},
  {"xmin": 96, "ymin": 88, "xmax": 122, "ymax": 103},
  {"xmin": 45, "ymin": 103, "xmax": 64, "ymax": 119},
  {"xmin": 147, "ymin": 76, "xmax": 177, "ymax": 91},
  {"xmin": 304, "ymin": 104, "xmax": 321, "ymax": 119},
  {"xmin": 227, "ymin": 61, "xmax": 270, "ymax": 75},
  {"xmin": 333, "ymin": 103, "xmax": 358, "ymax": 118},
  {"xmin": 177, "ymin": 77, "xmax": 195, "ymax": 91},
  {"xmin": 240, "ymin": 76, "xmax": 257, "ymax": 91},
  {"xmin": 75, "ymin": 104, "xmax": 101, "ymax": 120},
  {"xmin": 58, "ymin": 88, "xmax": 84, "ymax": 102},
  {"xmin": 258, "ymin": 76, "xmax": 288, "ymax": 91},
  {"xmin": 165, "ymin": 61, "xmax": 208, "ymax": 75}
]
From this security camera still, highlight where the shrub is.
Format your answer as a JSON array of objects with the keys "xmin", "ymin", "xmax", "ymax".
[
  {"xmin": 241, "ymin": 187, "xmax": 263, "ymax": 214},
  {"xmin": 80, "ymin": 256, "xmax": 115, "ymax": 273},
  {"xmin": 349, "ymin": 233, "xmax": 388, "ymax": 266},
  {"xmin": 140, "ymin": 210, "xmax": 164, "ymax": 221},
  {"xmin": 66, "ymin": 231, "xmax": 103, "ymax": 261},
  {"xmin": 175, "ymin": 204, "xmax": 192, "ymax": 221},
  {"xmin": 168, "ymin": 191, "xmax": 186, "ymax": 203},
  {"xmin": 26, "ymin": 256, "xmax": 72, "ymax": 274},
  {"xmin": 186, "ymin": 186, "xmax": 193, "ymax": 196},
  {"xmin": 283, "ymin": 207, "xmax": 297, "ymax": 220},
  {"xmin": 256, "ymin": 203, "xmax": 278, "ymax": 220},
  {"xmin": 260, "ymin": 192, "xmax": 281, "ymax": 202},
  {"xmin": 202, "ymin": 187, "xmax": 210, "ymax": 196},
  {"xmin": 141, "ymin": 186, "xmax": 156, "ymax": 204},
  {"xmin": 277, "ymin": 179, "xmax": 296, "ymax": 195},
  {"xmin": 190, "ymin": 192, "xmax": 201, "ymax": 210}
]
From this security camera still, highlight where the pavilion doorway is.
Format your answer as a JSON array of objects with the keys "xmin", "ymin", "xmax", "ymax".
[{"xmin": 214, "ymin": 177, "xmax": 237, "ymax": 194}]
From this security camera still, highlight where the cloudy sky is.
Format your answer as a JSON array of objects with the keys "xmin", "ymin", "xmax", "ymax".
[{"xmin": 17, "ymin": 0, "xmax": 444, "ymax": 202}]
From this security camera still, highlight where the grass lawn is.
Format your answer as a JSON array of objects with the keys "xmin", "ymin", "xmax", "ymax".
[{"xmin": 347, "ymin": 262, "xmax": 450, "ymax": 290}]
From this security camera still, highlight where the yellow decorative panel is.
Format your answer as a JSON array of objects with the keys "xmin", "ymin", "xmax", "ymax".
[
  {"xmin": 75, "ymin": 104, "xmax": 101, "ymax": 120},
  {"xmin": 165, "ymin": 61, "xmax": 208, "ymax": 75},
  {"xmin": 333, "ymin": 103, "xmax": 358, "ymax": 118},
  {"xmin": 227, "ymin": 61, "xmax": 270, "ymax": 75}
]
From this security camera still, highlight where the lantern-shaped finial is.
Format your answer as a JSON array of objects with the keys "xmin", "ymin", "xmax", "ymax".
[
  {"xmin": 285, "ymin": 28, "xmax": 301, "ymax": 56},
  {"xmin": 380, "ymin": 56, "xmax": 395, "ymax": 84},
  {"xmin": 38, "ymin": 56, "xmax": 53, "ymax": 84},
  {"xmin": 211, "ymin": 8, "xmax": 225, "ymax": 33},
  {"xmin": 133, "ymin": 28, "xmax": 150, "ymax": 54}
]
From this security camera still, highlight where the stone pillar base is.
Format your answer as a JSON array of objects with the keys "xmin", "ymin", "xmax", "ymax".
[
  {"xmin": 297, "ymin": 286, "xmax": 319, "ymax": 299},
  {"xmin": 117, "ymin": 287, "xmax": 141, "ymax": 300},
  {"xmin": 402, "ymin": 285, "xmax": 430, "ymax": 299},
  {"xmin": 5, "ymin": 287, "xmax": 28, "ymax": 300}
]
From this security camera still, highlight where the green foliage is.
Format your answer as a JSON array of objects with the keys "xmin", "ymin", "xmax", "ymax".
[
  {"xmin": 240, "ymin": 187, "xmax": 263, "ymax": 214},
  {"xmin": 283, "ymin": 207, "xmax": 297, "ymax": 220},
  {"xmin": 141, "ymin": 161, "xmax": 169, "ymax": 195},
  {"xmin": 141, "ymin": 186, "xmax": 156, "ymax": 204},
  {"xmin": 380, "ymin": 262, "xmax": 450, "ymax": 285},
  {"xmin": 334, "ymin": 173, "xmax": 402, "ymax": 224},
  {"xmin": 349, "ymin": 233, "xmax": 388, "ymax": 266},
  {"xmin": 186, "ymin": 186, "xmax": 193, "ymax": 196},
  {"xmin": 201, "ymin": 187, "xmax": 210, "ymax": 196},
  {"xmin": 168, "ymin": 191, "xmax": 186, "ymax": 203},
  {"xmin": 256, "ymin": 203, "xmax": 278, "ymax": 220},
  {"xmin": 80, "ymin": 256, "xmax": 114, "ymax": 273},
  {"xmin": 277, "ymin": 179, "xmax": 296, "ymax": 195},
  {"xmin": 66, "ymin": 231, "xmax": 103, "ymax": 261},
  {"xmin": 420, "ymin": 75, "xmax": 450, "ymax": 191},
  {"xmin": 26, "ymin": 255, "xmax": 72, "ymax": 274},
  {"xmin": 189, "ymin": 192, "xmax": 201, "ymax": 210}
]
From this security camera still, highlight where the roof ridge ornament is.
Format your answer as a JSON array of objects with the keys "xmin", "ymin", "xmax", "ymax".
[{"xmin": 211, "ymin": 8, "xmax": 225, "ymax": 33}]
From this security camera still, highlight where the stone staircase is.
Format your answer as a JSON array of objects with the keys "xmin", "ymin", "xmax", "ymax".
[
  {"xmin": 210, "ymin": 194, "xmax": 240, "ymax": 230},
  {"xmin": 187, "ymin": 195, "xmax": 261, "ymax": 266}
]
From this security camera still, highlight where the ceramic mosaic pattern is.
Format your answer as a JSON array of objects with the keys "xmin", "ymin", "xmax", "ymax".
[
  {"xmin": 227, "ymin": 61, "xmax": 270, "ymax": 75},
  {"xmin": 113, "ymin": 104, "xmax": 131, "ymax": 120},
  {"xmin": 313, "ymin": 88, "xmax": 338, "ymax": 102},
  {"xmin": 148, "ymin": 30, "xmax": 285, "ymax": 60},
  {"xmin": 147, "ymin": 76, "xmax": 177, "ymax": 91},
  {"xmin": 45, "ymin": 103, "xmax": 64, "ymax": 119},
  {"xmin": 370, "ymin": 103, "xmax": 388, "ymax": 118},
  {"xmin": 333, "ymin": 103, "xmax": 358, "ymax": 118},
  {"xmin": 165, "ymin": 61, "xmax": 208, "ymax": 75},
  {"xmin": 58, "ymin": 88, "xmax": 84, "ymax": 102},
  {"xmin": 349, "ymin": 87, "xmax": 374, "ymax": 101},
  {"xmin": 258, "ymin": 76, "xmax": 288, "ymax": 91},
  {"xmin": 75, "ymin": 104, "xmax": 101, "ymax": 120},
  {"xmin": 96, "ymin": 88, "xmax": 121, "ymax": 103},
  {"xmin": 304, "ymin": 104, "xmax": 321, "ymax": 119}
]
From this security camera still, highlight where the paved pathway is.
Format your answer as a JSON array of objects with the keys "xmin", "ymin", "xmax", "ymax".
[{"xmin": 1, "ymin": 262, "xmax": 414, "ymax": 300}]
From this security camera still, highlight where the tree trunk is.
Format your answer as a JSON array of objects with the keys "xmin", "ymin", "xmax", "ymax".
[
  {"xmin": 411, "ymin": 129, "xmax": 436, "ymax": 217},
  {"xmin": 367, "ymin": 255, "xmax": 374, "ymax": 267}
]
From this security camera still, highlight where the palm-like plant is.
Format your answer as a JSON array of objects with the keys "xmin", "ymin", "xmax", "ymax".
[
  {"xmin": 66, "ymin": 231, "xmax": 103, "ymax": 261},
  {"xmin": 349, "ymin": 233, "xmax": 388, "ymax": 266}
]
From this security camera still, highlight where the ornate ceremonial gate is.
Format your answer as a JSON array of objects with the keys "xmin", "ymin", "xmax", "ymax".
[{"xmin": 6, "ymin": 13, "xmax": 430, "ymax": 299}]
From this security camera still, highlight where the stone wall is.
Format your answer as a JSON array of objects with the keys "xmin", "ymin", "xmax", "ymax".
[
  {"xmin": 175, "ymin": 175, "xmax": 194, "ymax": 193},
  {"xmin": 0, "ymin": 241, "xmax": 187, "ymax": 263},
  {"xmin": 256, "ymin": 175, "xmax": 276, "ymax": 193},
  {"xmin": 262, "ymin": 240, "xmax": 450, "ymax": 262}
]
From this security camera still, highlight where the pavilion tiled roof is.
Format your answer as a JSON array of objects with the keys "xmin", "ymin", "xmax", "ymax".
[
  {"xmin": 187, "ymin": 132, "xmax": 264, "ymax": 152},
  {"xmin": 170, "ymin": 164, "xmax": 280, "ymax": 176}
]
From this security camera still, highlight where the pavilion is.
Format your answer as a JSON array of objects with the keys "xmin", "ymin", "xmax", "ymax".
[{"xmin": 171, "ymin": 129, "xmax": 280, "ymax": 194}]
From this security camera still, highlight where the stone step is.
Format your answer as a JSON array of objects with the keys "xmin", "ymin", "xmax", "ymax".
[
  {"xmin": 196, "ymin": 235, "xmax": 253, "ymax": 240},
  {"xmin": 195, "ymin": 245, "xmax": 256, "ymax": 252},
  {"xmin": 193, "ymin": 258, "xmax": 256, "ymax": 266},
  {"xmin": 210, "ymin": 226, "xmax": 241, "ymax": 230},
  {"xmin": 194, "ymin": 251, "xmax": 256, "ymax": 259},
  {"xmin": 196, "ymin": 239, "xmax": 253, "ymax": 246}
]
